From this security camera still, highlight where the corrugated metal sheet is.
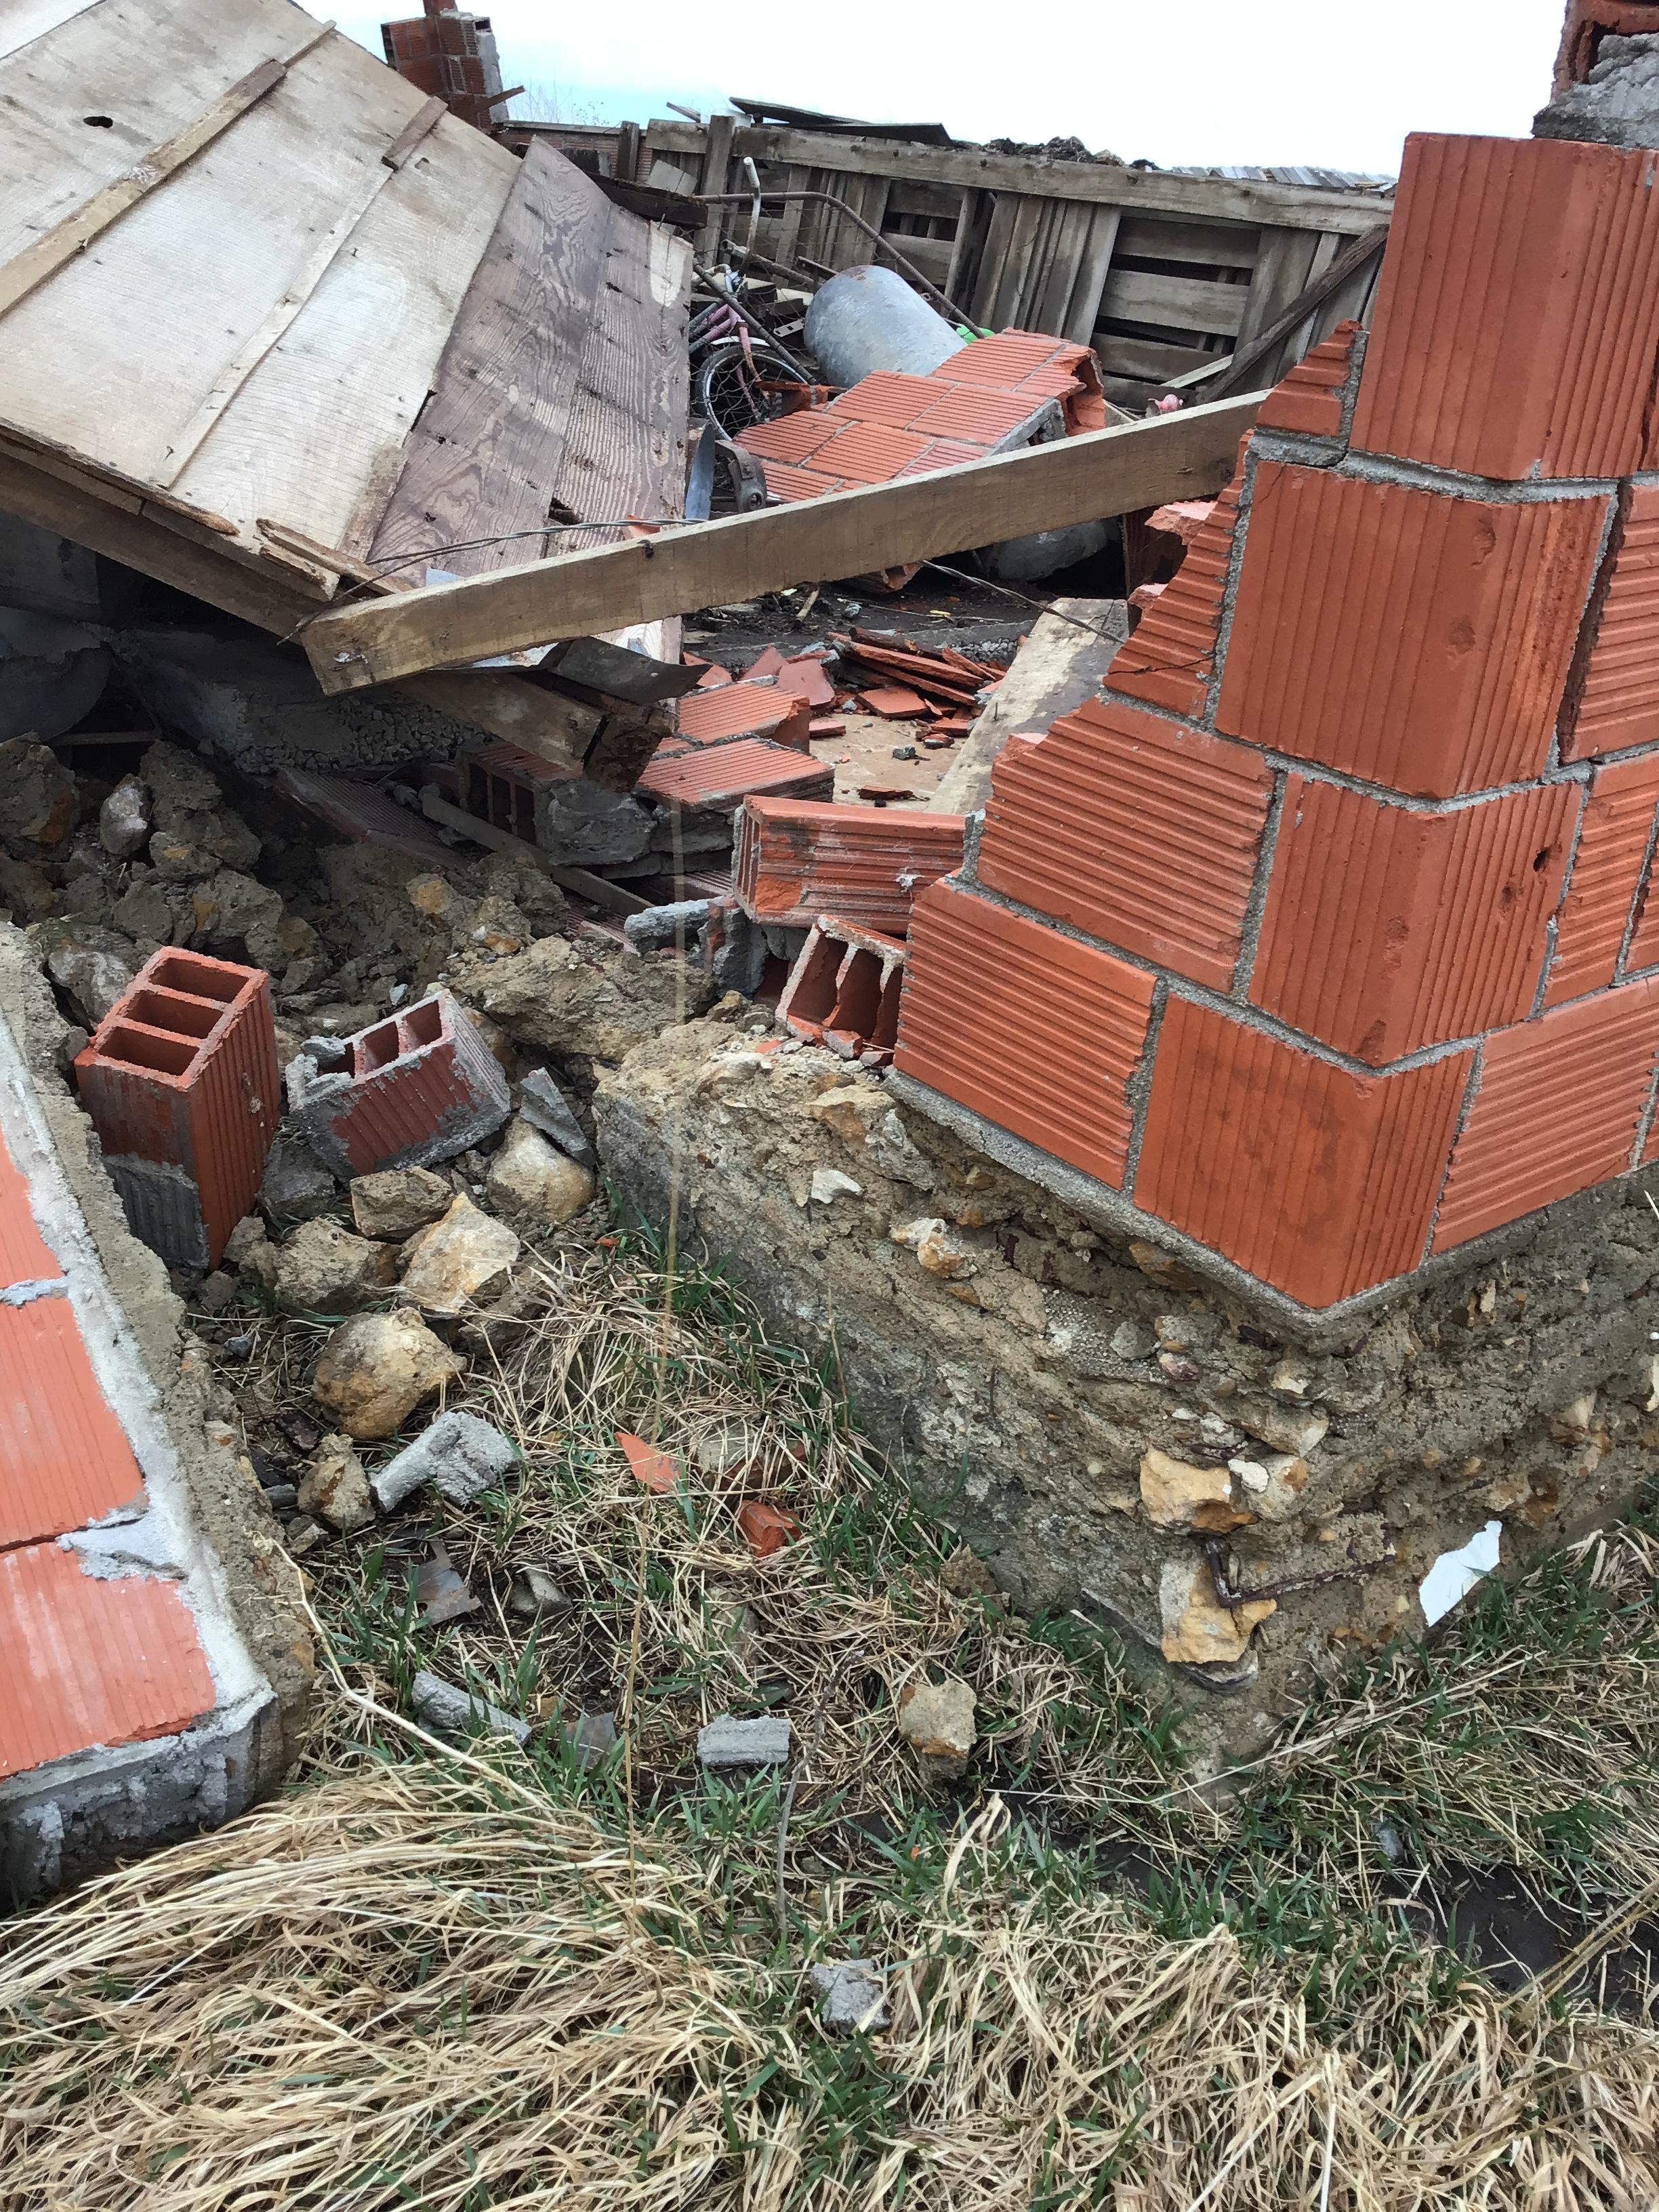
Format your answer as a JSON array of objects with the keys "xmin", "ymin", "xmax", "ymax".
[
  {"xmin": 1108, "ymin": 458, "xmax": 1244, "ymax": 718},
  {"xmin": 1136, "ymin": 995, "xmax": 1471, "ymax": 1307},
  {"xmin": 1545, "ymin": 753, "xmax": 1659, "ymax": 1005},
  {"xmin": 1350, "ymin": 134, "xmax": 1659, "ymax": 480},
  {"xmin": 0, "ymin": 1296, "xmax": 146, "ymax": 1549},
  {"xmin": 1432, "ymin": 975, "xmax": 1659, "ymax": 1250},
  {"xmin": 1216, "ymin": 462, "xmax": 1605, "ymax": 798},
  {"xmin": 1252, "ymin": 775, "xmax": 1573, "ymax": 1061},
  {"xmin": 734, "ymin": 798, "xmax": 965, "ymax": 934},
  {"xmin": 0, "ymin": 1541, "xmax": 215, "ymax": 1782},
  {"xmin": 894, "ymin": 880, "xmax": 1155, "ymax": 1186},
  {"xmin": 1563, "ymin": 485, "xmax": 1659, "ymax": 762},
  {"xmin": 976, "ymin": 696, "xmax": 1273, "ymax": 993}
]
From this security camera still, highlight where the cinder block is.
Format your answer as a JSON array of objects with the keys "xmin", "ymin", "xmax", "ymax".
[
  {"xmin": 75, "ymin": 949, "xmax": 279, "ymax": 1269},
  {"xmin": 1544, "ymin": 752, "xmax": 1659, "ymax": 1004},
  {"xmin": 1105, "ymin": 453, "xmax": 1244, "ymax": 718},
  {"xmin": 290, "ymin": 989, "xmax": 511, "ymax": 1180},
  {"xmin": 976, "ymin": 696, "xmax": 1274, "ymax": 991},
  {"xmin": 1254, "ymin": 321, "xmax": 1364, "ymax": 441},
  {"xmin": 1559, "ymin": 483, "xmax": 1659, "ymax": 762},
  {"xmin": 894, "ymin": 881, "xmax": 1156, "ymax": 1186},
  {"xmin": 1431, "ymin": 976, "xmax": 1659, "ymax": 1250},
  {"xmin": 778, "ymin": 914, "xmax": 907, "ymax": 1066},
  {"xmin": 1350, "ymin": 133, "xmax": 1659, "ymax": 480},
  {"xmin": 1215, "ymin": 462, "xmax": 1606, "ymax": 798},
  {"xmin": 733, "ymin": 797, "xmax": 965, "ymax": 935},
  {"xmin": 1134, "ymin": 996, "xmax": 1471, "ymax": 1307},
  {"xmin": 1250, "ymin": 774, "xmax": 1574, "ymax": 1060}
]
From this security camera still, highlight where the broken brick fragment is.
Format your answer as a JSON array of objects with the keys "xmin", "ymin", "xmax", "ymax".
[
  {"xmin": 733, "ymin": 797, "xmax": 965, "ymax": 936},
  {"xmin": 289, "ymin": 988, "xmax": 511, "ymax": 1182},
  {"xmin": 778, "ymin": 914, "xmax": 908, "ymax": 1065},
  {"xmin": 1254, "ymin": 319, "xmax": 1362, "ymax": 439}
]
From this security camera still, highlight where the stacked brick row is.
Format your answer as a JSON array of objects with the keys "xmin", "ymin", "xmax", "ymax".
[
  {"xmin": 894, "ymin": 132, "xmax": 1659, "ymax": 1315},
  {"xmin": 380, "ymin": 2, "xmax": 504, "ymax": 134}
]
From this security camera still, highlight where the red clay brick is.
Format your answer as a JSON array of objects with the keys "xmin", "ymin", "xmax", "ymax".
[
  {"xmin": 0, "ymin": 1127, "xmax": 60, "ymax": 1289},
  {"xmin": 975, "ymin": 696, "xmax": 1273, "ymax": 992},
  {"xmin": 1250, "ymin": 775, "xmax": 1574, "ymax": 1061},
  {"xmin": 1544, "ymin": 753, "xmax": 1659, "ymax": 1005},
  {"xmin": 0, "ymin": 1542, "xmax": 214, "ymax": 1780},
  {"xmin": 810, "ymin": 422, "xmax": 935, "ymax": 486},
  {"xmin": 1431, "ymin": 976, "xmax": 1659, "ymax": 1250},
  {"xmin": 1107, "ymin": 455, "xmax": 1244, "ymax": 718},
  {"xmin": 904, "ymin": 386, "xmax": 1046, "ymax": 444},
  {"xmin": 778, "ymin": 915, "xmax": 907, "ymax": 1065},
  {"xmin": 1560, "ymin": 484, "xmax": 1659, "ymax": 763},
  {"xmin": 0, "ymin": 1295, "xmax": 145, "ymax": 1549},
  {"xmin": 75, "ymin": 951, "xmax": 279, "ymax": 1269},
  {"xmin": 1215, "ymin": 462, "xmax": 1606, "ymax": 798},
  {"xmin": 735, "ymin": 411, "xmax": 844, "ymax": 466},
  {"xmin": 1135, "ymin": 996, "xmax": 1472, "ymax": 1308},
  {"xmin": 294, "ymin": 989, "xmax": 510, "ymax": 1182},
  {"xmin": 1255, "ymin": 321, "xmax": 1361, "ymax": 439},
  {"xmin": 1627, "ymin": 829, "xmax": 1659, "ymax": 974},
  {"xmin": 894, "ymin": 881, "xmax": 1155, "ymax": 1186},
  {"xmin": 733, "ymin": 798, "xmax": 965, "ymax": 935},
  {"xmin": 677, "ymin": 680, "xmax": 814, "ymax": 750},
  {"xmin": 1350, "ymin": 134, "xmax": 1659, "ymax": 481},
  {"xmin": 637, "ymin": 739, "xmax": 834, "ymax": 811}
]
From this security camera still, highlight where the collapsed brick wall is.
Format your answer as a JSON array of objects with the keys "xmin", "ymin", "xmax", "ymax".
[
  {"xmin": 381, "ymin": 0, "xmax": 504, "ymax": 133},
  {"xmin": 893, "ymin": 132, "xmax": 1659, "ymax": 1325}
]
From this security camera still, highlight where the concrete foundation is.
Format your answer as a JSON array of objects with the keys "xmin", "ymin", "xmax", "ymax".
[
  {"xmin": 0, "ymin": 922, "xmax": 310, "ymax": 1902},
  {"xmin": 597, "ymin": 1012, "xmax": 1659, "ymax": 1750}
]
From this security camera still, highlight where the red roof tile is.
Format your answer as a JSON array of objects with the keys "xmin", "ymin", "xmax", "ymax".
[{"xmin": 677, "ymin": 680, "xmax": 812, "ymax": 748}]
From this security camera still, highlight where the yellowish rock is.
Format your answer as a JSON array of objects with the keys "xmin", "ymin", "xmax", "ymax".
[
  {"xmin": 398, "ymin": 1193, "xmax": 520, "ymax": 1316},
  {"xmin": 1140, "ymin": 1448, "xmax": 1250, "ymax": 1533},
  {"xmin": 1158, "ymin": 1557, "xmax": 1275, "ymax": 1665}
]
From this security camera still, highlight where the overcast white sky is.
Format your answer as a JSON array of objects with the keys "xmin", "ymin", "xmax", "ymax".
[{"xmin": 332, "ymin": 1, "xmax": 1569, "ymax": 175}]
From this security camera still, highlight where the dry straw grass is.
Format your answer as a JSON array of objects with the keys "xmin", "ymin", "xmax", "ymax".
[{"xmin": 5, "ymin": 1233, "xmax": 1659, "ymax": 2207}]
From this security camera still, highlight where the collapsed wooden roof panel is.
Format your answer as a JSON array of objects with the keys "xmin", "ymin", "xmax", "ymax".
[{"xmin": 0, "ymin": 0, "xmax": 692, "ymax": 765}]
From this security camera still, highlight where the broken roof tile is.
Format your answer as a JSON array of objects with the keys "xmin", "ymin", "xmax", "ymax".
[{"xmin": 637, "ymin": 739, "xmax": 835, "ymax": 810}]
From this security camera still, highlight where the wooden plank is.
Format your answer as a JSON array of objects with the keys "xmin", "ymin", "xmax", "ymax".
[
  {"xmin": 943, "ymin": 187, "xmax": 985, "ymax": 314},
  {"xmin": 552, "ymin": 206, "xmax": 692, "ymax": 545},
  {"xmin": 369, "ymin": 143, "xmax": 613, "ymax": 583},
  {"xmin": 697, "ymin": 111, "xmax": 735, "ymax": 259},
  {"xmin": 381, "ymin": 92, "xmax": 446, "ymax": 170},
  {"xmin": 169, "ymin": 94, "xmax": 514, "ymax": 559},
  {"xmin": 884, "ymin": 231, "xmax": 951, "ymax": 285},
  {"xmin": 1114, "ymin": 214, "xmax": 1261, "ymax": 268},
  {"xmin": 773, "ymin": 163, "xmax": 812, "ymax": 266},
  {"xmin": 298, "ymin": 391, "xmax": 1265, "ymax": 693},
  {"xmin": 0, "ymin": 0, "xmax": 107, "ymax": 66},
  {"xmin": 1206, "ymin": 223, "xmax": 1388, "ymax": 397},
  {"xmin": 1232, "ymin": 225, "xmax": 1319, "ymax": 349},
  {"xmin": 1037, "ymin": 203, "xmax": 1119, "ymax": 346},
  {"xmin": 422, "ymin": 787, "xmax": 650, "ymax": 910},
  {"xmin": 645, "ymin": 119, "xmax": 1391, "ymax": 234},
  {"xmin": 0, "ymin": 439, "xmax": 598, "ymax": 771},
  {"xmin": 1094, "ymin": 332, "xmax": 1218, "ymax": 383},
  {"xmin": 0, "ymin": 39, "xmax": 315, "ymax": 318},
  {"xmin": 1099, "ymin": 266, "xmax": 1248, "ymax": 337}
]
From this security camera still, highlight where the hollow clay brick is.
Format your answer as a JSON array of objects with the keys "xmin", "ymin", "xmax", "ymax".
[
  {"xmin": 1626, "ymin": 832, "xmax": 1659, "ymax": 974},
  {"xmin": 1215, "ymin": 462, "xmax": 1606, "ymax": 798},
  {"xmin": 75, "ymin": 949, "xmax": 279, "ymax": 1269},
  {"xmin": 1255, "ymin": 321, "xmax": 1362, "ymax": 441},
  {"xmin": 1250, "ymin": 775, "xmax": 1574, "ymax": 1061},
  {"xmin": 1559, "ymin": 484, "xmax": 1659, "ymax": 763},
  {"xmin": 0, "ymin": 1126, "xmax": 61, "ymax": 1289},
  {"xmin": 292, "ymin": 989, "xmax": 510, "ymax": 1181},
  {"xmin": 975, "ymin": 696, "xmax": 1273, "ymax": 993},
  {"xmin": 1544, "ymin": 752, "xmax": 1659, "ymax": 1006},
  {"xmin": 1107, "ymin": 448, "xmax": 1244, "ymax": 720},
  {"xmin": 733, "ymin": 797, "xmax": 965, "ymax": 935},
  {"xmin": 1349, "ymin": 134, "xmax": 1659, "ymax": 481},
  {"xmin": 1134, "ymin": 996, "xmax": 1472, "ymax": 1309},
  {"xmin": 894, "ymin": 881, "xmax": 1155, "ymax": 1187},
  {"xmin": 1431, "ymin": 975, "xmax": 1659, "ymax": 1251}
]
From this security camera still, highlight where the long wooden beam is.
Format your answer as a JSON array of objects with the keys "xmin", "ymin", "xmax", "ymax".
[
  {"xmin": 644, "ymin": 121, "xmax": 1390, "ymax": 237},
  {"xmin": 299, "ymin": 390, "xmax": 1263, "ymax": 695}
]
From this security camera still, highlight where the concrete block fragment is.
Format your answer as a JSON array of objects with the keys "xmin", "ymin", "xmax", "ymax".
[
  {"xmin": 811, "ymin": 1961, "xmax": 889, "ymax": 2034},
  {"xmin": 517, "ymin": 1067, "xmax": 596, "ymax": 1170},
  {"xmin": 697, "ymin": 1713, "xmax": 791, "ymax": 1769},
  {"xmin": 411, "ymin": 1669, "xmax": 530, "ymax": 1746},
  {"xmin": 369, "ymin": 1408, "xmax": 518, "ymax": 1513}
]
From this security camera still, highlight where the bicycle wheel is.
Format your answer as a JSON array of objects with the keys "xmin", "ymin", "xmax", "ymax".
[{"xmin": 694, "ymin": 341, "xmax": 806, "ymax": 438}]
